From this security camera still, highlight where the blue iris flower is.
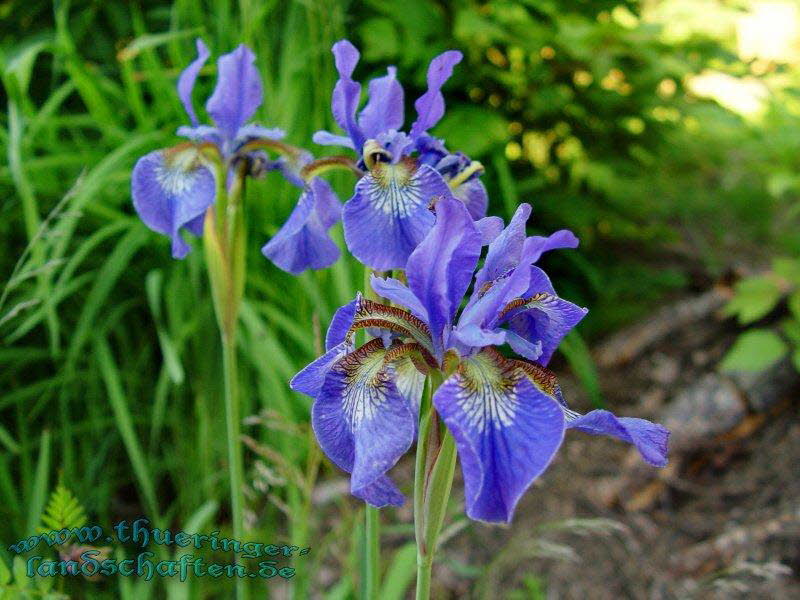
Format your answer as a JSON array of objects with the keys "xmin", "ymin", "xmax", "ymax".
[
  {"xmin": 131, "ymin": 40, "xmax": 308, "ymax": 258},
  {"xmin": 291, "ymin": 197, "xmax": 669, "ymax": 522},
  {"xmin": 264, "ymin": 39, "xmax": 489, "ymax": 273}
]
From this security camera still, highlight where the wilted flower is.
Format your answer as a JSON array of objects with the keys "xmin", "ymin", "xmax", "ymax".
[
  {"xmin": 291, "ymin": 197, "xmax": 669, "ymax": 522},
  {"xmin": 131, "ymin": 39, "xmax": 299, "ymax": 258},
  {"xmin": 264, "ymin": 39, "xmax": 488, "ymax": 273}
]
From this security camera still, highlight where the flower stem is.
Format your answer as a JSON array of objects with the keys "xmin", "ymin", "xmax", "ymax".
[
  {"xmin": 204, "ymin": 162, "xmax": 249, "ymax": 600},
  {"xmin": 414, "ymin": 371, "xmax": 457, "ymax": 600},
  {"xmin": 362, "ymin": 265, "xmax": 382, "ymax": 599},
  {"xmin": 222, "ymin": 331, "xmax": 248, "ymax": 600},
  {"xmin": 364, "ymin": 504, "xmax": 380, "ymax": 598}
]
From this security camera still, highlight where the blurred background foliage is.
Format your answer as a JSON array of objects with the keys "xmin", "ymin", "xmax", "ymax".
[{"xmin": 2, "ymin": 0, "xmax": 800, "ymax": 597}]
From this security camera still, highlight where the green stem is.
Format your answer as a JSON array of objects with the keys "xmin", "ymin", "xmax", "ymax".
[
  {"xmin": 364, "ymin": 505, "xmax": 380, "ymax": 599},
  {"xmin": 361, "ymin": 265, "xmax": 382, "ymax": 599},
  {"xmin": 222, "ymin": 332, "xmax": 248, "ymax": 600},
  {"xmin": 414, "ymin": 372, "xmax": 457, "ymax": 600}
]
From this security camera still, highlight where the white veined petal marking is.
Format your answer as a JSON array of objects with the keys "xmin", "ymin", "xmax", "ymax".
[
  {"xmin": 157, "ymin": 146, "xmax": 203, "ymax": 196},
  {"xmin": 456, "ymin": 355, "xmax": 521, "ymax": 433},
  {"xmin": 338, "ymin": 342, "xmax": 393, "ymax": 431},
  {"xmin": 367, "ymin": 161, "xmax": 424, "ymax": 218}
]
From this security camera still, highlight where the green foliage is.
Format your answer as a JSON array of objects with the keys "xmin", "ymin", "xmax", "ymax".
[
  {"xmin": 721, "ymin": 256, "xmax": 800, "ymax": 374},
  {"xmin": 720, "ymin": 328, "xmax": 788, "ymax": 372},
  {"xmin": 38, "ymin": 485, "xmax": 87, "ymax": 534},
  {"xmin": 0, "ymin": 556, "xmax": 66, "ymax": 600},
  {"xmin": 723, "ymin": 276, "xmax": 783, "ymax": 325}
]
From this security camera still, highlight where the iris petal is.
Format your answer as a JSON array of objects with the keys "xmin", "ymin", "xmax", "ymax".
[
  {"xmin": 434, "ymin": 348, "xmax": 565, "ymax": 523},
  {"xmin": 131, "ymin": 147, "xmax": 216, "ymax": 259},
  {"xmin": 406, "ymin": 196, "xmax": 482, "ymax": 357},
  {"xmin": 343, "ymin": 161, "xmax": 447, "ymax": 270},
  {"xmin": 566, "ymin": 410, "xmax": 669, "ymax": 467},
  {"xmin": 312, "ymin": 339, "xmax": 415, "ymax": 507},
  {"xmin": 501, "ymin": 266, "xmax": 588, "ymax": 366},
  {"xmin": 206, "ymin": 44, "xmax": 263, "ymax": 141},
  {"xmin": 521, "ymin": 229, "xmax": 579, "ymax": 263},
  {"xmin": 475, "ymin": 203, "xmax": 531, "ymax": 291},
  {"xmin": 331, "ymin": 40, "xmax": 365, "ymax": 151},
  {"xmin": 177, "ymin": 38, "xmax": 210, "ymax": 126},
  {"xmin": 312, "ymin": 130, "xmax": 357, "ymax": 149},
  {"xmin": 452, "ymin": 176, "xmax": 488, "ymax": 220},
  {"xmin": 476, "ymin": 216, "xmax": 504, "ymax": 245},
  {"xmin": 291, "ymin": 341, "xmax": 352, "ymax": 398},
  {"xmin": 261, "ymin": 178, "xmax": 341, "ymax": 274},
  {"xmin": 370, "ymin": 275, "xmax": 429, "ymax": 322},
  {"xmin": 326, "ymin": 295, "xmax": 360, "ymax": 351},
  {"xmin": 359, "ymin": 66, "xmax": 404, "ymax": 139},
  {"xmin": 410, "ymin": 50, "xmax": 463, "ymax": 139}
]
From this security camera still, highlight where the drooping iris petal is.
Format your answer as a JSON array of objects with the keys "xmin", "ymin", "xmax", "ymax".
[
  {"xmin": 177, "ymin": 38, "xmax": 210, "ymax": 126},
  {"xmin": 406, "ymin": 196, "xmax": 482, "ymax": 357},
  {"xmin": 261, "ymin": 178, "xmax": 342, "ymax": 274},
  {"xmin": 475, "ymin": 203, "xmax": 531, "ymax": 290},
  {"xmin": 358, "ymin": 67, "xmax": 404, "ymax": 139},
  {"xmin": 290, "ymin": 341, "xmax": 352, "ymax": 398},
  {"xmin": 522, "ymin": 229, "xmax": 579, "ymax": 263},
  {"xmin": 330, "ymin": 40, "xmax": 365, "ymax": 151},
  {"xmin": 452, "ymin": 176, "xmax": 488, "ymax": 220},
  {"xmin": 343, "ymin": 161, "xmax": 447, "ymax": 270},
  {"xmin": 205, "ymin": 44, "xmax": 263, "ymax": 141},
  {"xmin": 500, "ymin": 266, "xmax": 588, "ymax": 365},
  {"xmin": 371, "ymin": 275, "xmax": 429, "ymax": 322},
  {"xmin": 434, "ymin": 348, "xmax": 565, "ymax": 523},
  {"xmin": 409, "ymin": 50, "xmax": 463, "ymax": 139},
  {"xmin": 566, "ymin": 410, "xmax": 669, "ymax": 467},
  {"xmin": 131, "ymin": 146, "xmax": 216, "ymax": 259},
  {"xmin": 326, "ymin": 295, "xmax": 360, "ymax": 351},
  {"xmin": 312, "ymin": 339, "xmax": 416, "ymax": 506}
]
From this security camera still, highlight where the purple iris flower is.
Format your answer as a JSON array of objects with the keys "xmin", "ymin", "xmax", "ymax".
[
  {"xmin": 291, "ymin": 197, "xmax": 669, "ymax": 522},
  {"xmin": 265, "ymin": 39, "xmax": 488, "ymax": 274},
  {"xmin": 131, "ymin": 39, "xmax": 306, "ymax": 258}
]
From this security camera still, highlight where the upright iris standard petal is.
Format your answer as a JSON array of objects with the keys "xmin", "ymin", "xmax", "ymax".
[
  {"xmin": 566, "ymin": 410, "xmax": 669, "ymax": 467},
  {"xmin": 343, "ymin": 160, "xmax": 449, "ymax": 270},
  {"xmin": 358, "ymin": 67, "xmax": 404, "ymax": 139},
  {"xmin": 312, "ymin": 339, "xmax": 416, "ymax": 507},
  {"xmin": 261, "ymin": 178, "xmax": 342, "ymax": 274},
  {"xmin": 177, "ymin": 39, "xmax": 210, "ymax": 126},
  {"xmin": 409, "ymin": 50, "xmax": 464, "ymax": 139},
  {"xmin": 205, "ymin": 45, "xmax": 263, "ymax": 141},
  {"xmin": 434, "ymin": 348, "xmax": 565, "ymax": 523},
  {"xmin": 499, "ymin": 266, "xmax": 588, "ymax": 366},
  {"xmin": 475, "ymin": 216, "xmax": 504, "ymax": 245},
  {"xmin": 522, "ymin": 230, "xmax": 579, "ymax": 263},
  {"xmin": 131, "ymin": 146, "xmax": 216, "ymax": 259},
  {"xmin": 406, "ymin": 196, "xmax": 482, "ymax": 356},
  {"xmin": 475, "ymin": 203, "xmax": 531, "ymax": 290},
  {"xmin": 330, "ymin": 40, "xmax": 365, "ymax": 151}
]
